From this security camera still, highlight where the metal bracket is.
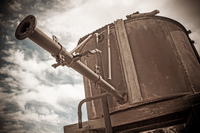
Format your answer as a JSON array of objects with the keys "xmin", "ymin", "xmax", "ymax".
[
  {"xmin": 66, "ymin": 49, "xmax": 102, "ymax": 68},
  {"xmin": 52, "ymin": 35, "xmax": 58, "ymax": 43},
  {"xmin": 74, "ymin": 49, "xmax": 102, "ymax": 58},
  {"xmin": 95, "ymin": 64, "xmax": 100, "ymax": 75},
  {"xmin": 51, "ymin": 35, "xmax": 66, "ymax": 68},
  {"xmin": 95, "ymin": 65, "xmax": 101, "ymax": 89},
  {"xmin": 51, "ymin": 34, "xmax": 101, "ymax": 69},
  {"xmin": 126, "ymin": 10, "xmax": 160, "ymax": 19}
]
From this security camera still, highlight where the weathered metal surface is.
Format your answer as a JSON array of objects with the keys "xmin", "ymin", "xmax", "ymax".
[
  {"xmin": 82, "ymin": 36, "xmax": 104, "ymax": 119},
  {"xmin": 71, "ymin": 13, "xmax": 200, "ymax": 132},
  {"xmin": 167, "ymin": 22, "xmax": 200, "ymax": 92},
  {"xmin": 64, "ymin": 93, "xmax": 200, "ymax": 133},
  {"xmin": 114, "ymin": 19, "xmax": 142, "ymax": 103},
  {"xmin": 81, "ymin": 27, "xmax": 129, "ymax": 120},
  {"xmin": 98, "ymin": 26, "xmax": 128, "ymax": 109},
  {"xmin": 15, "ymin": 13, "xmax": 200, "ymax": 133},
  {"xmin": 101, "ymin": 95, "xmax": 113, "ymax": 133},
  {"xmin": 125, "ymin": 18, "xmax": 193, "ymax": 100},
  {"xmin": 139, "ymin": 124, "xmax": 186, "ymax": 133},
  {"xmin": 79, "ymin": 15, "xmax": 200, "ymax": 121},
  {"xmin": 126, "ymin": 9, "xmax": 160, "ymax": 19}
]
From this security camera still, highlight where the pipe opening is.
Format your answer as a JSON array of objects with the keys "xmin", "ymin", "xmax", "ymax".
[{"xmin": 20, "ymin": 21, "xmax": 30, "ymax": 33}]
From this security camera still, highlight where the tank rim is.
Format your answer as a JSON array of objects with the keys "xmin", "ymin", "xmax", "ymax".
[{"xmin": 77, "ymin": 15, "xmax": 190, "ymax": 46}]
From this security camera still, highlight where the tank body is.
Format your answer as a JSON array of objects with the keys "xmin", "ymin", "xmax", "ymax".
[
  {"xmin": 79, "ymin": 16, "xmax": 200, "ymax": 120},
  {"xmin": 14, "ymin": 12, "xmax": 200, "ymax": 133}
]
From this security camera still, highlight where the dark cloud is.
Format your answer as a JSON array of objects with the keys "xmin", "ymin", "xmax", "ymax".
[
  {"xmin": 0, "ymin": 118, "xmax": 61, "ymax": 133},
  {"xmin": 0, "ymin": 1, "xmax": 85, "ymax": 132},
  {"xmin": 0, "ymin": 75, "xmax": 20, "ymax": 93},
  {"xmin": 0, "ymin": 0, "xmax": 81, "ymax": 67},
  {"xmin": 3, "ymin": 102, "xmax": 21, "ymax": 114},
  {"xmin": 0, "ymin": 0, "xmax": 199, "ymax": 133}
]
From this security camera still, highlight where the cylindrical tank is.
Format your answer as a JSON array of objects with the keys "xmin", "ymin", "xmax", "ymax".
[{"xmin": 78, "ymin": 15, "xmax": 200, "ymax": 120}]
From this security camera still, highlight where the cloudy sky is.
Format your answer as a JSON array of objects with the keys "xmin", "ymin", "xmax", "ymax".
[{"xmin": 0, "ymin": 0, "xmax": 199, "ymax": 133}]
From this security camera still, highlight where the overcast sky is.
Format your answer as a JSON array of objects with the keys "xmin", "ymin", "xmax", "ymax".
[{"xmin": 0, "ymin": 0, "xmax": 199, "ymax": 133}]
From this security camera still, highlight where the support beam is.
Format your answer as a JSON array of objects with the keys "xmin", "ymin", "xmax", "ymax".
[{"xmin": 114, "ymin": 19, "xmax": 142, "ymax": 103}]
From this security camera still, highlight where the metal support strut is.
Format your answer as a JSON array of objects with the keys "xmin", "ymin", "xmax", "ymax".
[{"xmin": 78, "ymin": 93, "xmax": 110, "ymax": 129}]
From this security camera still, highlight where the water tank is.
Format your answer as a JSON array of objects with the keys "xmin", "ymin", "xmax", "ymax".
[{"xmin": 77, "ymin": 13, "xmax": 200, "ymax": 120}]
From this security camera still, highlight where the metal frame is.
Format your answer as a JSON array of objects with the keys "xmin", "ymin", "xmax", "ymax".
[
  {"xmin": 64, "ymin": 93, "xmax": 200, "ymax": 133},
  {"xmin": 78, "ymin": 93, "xmax": 112, "ymax": 132}
]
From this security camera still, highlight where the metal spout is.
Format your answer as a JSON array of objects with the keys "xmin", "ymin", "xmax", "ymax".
[
  {"xmin": 15, "ymin": 15, "xmax": 65, "ymax": 56},
  {"xmin": 15, "ymin": 15, "xmax": 127, "ymax": 104}
]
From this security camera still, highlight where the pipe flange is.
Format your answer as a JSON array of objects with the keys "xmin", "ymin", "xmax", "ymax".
[{"xmin": 15, "ymin": 15, "xmax": 37, "ymax": 40}]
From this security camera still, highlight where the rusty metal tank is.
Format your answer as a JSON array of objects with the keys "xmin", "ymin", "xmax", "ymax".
[
  {"xmin": 14, "ymin": 11, "xmax": 200, "ymax": 132},
  {"xmin": 76, "ymin": 11, "xmax": 200, "ymax": 121}
]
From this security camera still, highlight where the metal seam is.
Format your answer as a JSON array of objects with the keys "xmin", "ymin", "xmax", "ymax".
[
  {"xmin": 114, "ymin": 19, "xmax": 142, "ymax": 103},
  {"xmin": 166, "ymin": 22, "xmax": 195, "ymax": 93}
]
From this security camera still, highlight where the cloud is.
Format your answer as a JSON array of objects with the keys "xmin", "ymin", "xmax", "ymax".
[
  {"xmin": 0, "ymin": 44, "xmax": 85, "ymax": 132},
  {"xmin": 33, "ymin": 0, "xmax": 170, "ymax": 52},
  {"xmin": 0, "ymin": 0, "xmax": 199, "ymax": 133},
  {"xmin": 4, "ymin": 35, "xmax": 15, "ymax": 45},
  {"xmin": 8, "ymin": 1, "xmax": 22, "ymax": 11},
  {"xmin": 0, "ymin": 46, "xmax": 85, "ymax": 102}
]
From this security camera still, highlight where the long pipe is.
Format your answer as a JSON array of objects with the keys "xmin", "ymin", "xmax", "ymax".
[
  {"xmin": 107, "ymin": 25, "xmax": 112, "ymax": 80},
  {"xmin": 15, "ymin": 15, "xmax": 126, "ymax": 104}
]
